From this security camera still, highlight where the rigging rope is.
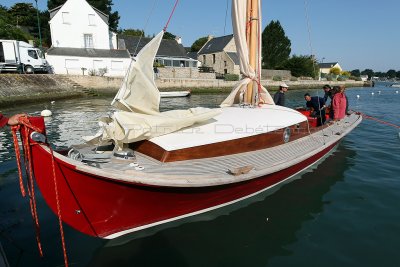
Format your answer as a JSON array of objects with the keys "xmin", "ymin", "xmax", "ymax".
[
  {"xmin": 303, "ymin": 0, "xmax": 326, "ymax": 144},
  {"xmin": 133, "ymin": 0, "xmax": 159, "ymax": 56},
  {"xmin": 164, "ymin": 0, "xmax": 179, "ymax": 32}
]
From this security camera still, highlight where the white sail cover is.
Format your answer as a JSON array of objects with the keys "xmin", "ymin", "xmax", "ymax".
[
  {"xmin": 111, "ymin": 31, "xmax": 163, "ymax": 114},
  {"xmin": 91, "ymin": 30, "xmax": 220, "ymax": 145},
  {"xmin": 221, "ymin": 0, "xmax": 274, "ymax": 107}
]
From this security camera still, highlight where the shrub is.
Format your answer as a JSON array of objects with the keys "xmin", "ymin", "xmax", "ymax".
[
  {"xmin": 88, "ymin": 69, "xmax": 96, "ymax": 76},
  {"xmin": 98, "ymin": 67, "xmax": 108, "ymax": 77},
  {"xmin": 272, "ymin": 75, "xmax": 282, "ymax": 81},
  {"xmin": 224, "ymin": 74, "xmax": 239, "ymax": 81},
  {"xmin": 337, "ymin": 76, "xmax": 347, "ymax": 81}
]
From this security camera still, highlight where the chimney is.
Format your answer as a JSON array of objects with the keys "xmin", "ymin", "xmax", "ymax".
[
  {"xmin": 175, "ymin": 36, "xmax": 182, "ymax": 44},
  {"xmin": 207, "ymin": 35, "xmax": 214, "ymax": 41}
]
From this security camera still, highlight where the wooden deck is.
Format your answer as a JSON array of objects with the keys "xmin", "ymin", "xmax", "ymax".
[{"xmin": 54, "ymin": 113, "xmax": 361, "ymax": 188}]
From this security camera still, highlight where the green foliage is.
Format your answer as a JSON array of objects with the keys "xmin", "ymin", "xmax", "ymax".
[
  {"xmin": 0, "ymin": 5, "xmax": 34, "ymax": 42},
  {"xmin": 290, "ymin": 77, "xmax": 298, "ymax": 81},
  {"xmin": 341, "ymin": 71, "xmax": 351, "ymax": 77},
  {"xmin": 272, "ymin": 76, "xmax": 282, "ymax": 81},
  {"xmin": 47, "ymin": 0, "xmax": 120, "ymax": 31},
  {"xmin": 361, "ymin": 69, "xmax": 374, "ymax": 78},
  {"xmin": 329, "ymin": 67, "xmax": 341, "ymax": 75},
  {"xmin": 224, "ymin": 74, "xmax": 239, "ymax": 81},
  {"xmin": 386, "ymin": 69, "xmax": 396, "ymax": 78},
  {"xmin": 337, "ymin": 76, "xmax": 347, "ymax": 81},
  {"xmin": 262, "ymin": 20, "xmax": 291, "ymax": 69},
  {"xmin": 191, "ymin": 36, "xmax": 208, "ymax": 52},
  {"xmin": 163, "ymin": 31, "xmax": 176, "ymax": 40},
  {"xmin": 281, "ymin": 55, "xmax": 318, "ymax": 78},
  {"xmin": 119, "ymin": 28, "xmax": 144, "ymax": 37},
  {"xmin": 350, "ymin": 69, "xmax": 361, "ymax": 77},
  {"xmin": 397, "ymin": 71, "xmax": 400, "ymax": 79}
]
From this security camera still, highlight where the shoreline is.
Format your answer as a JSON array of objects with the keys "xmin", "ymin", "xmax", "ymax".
[{"xmin": 0, "ymin": 74, "xmax": 369, "ymax": 107}]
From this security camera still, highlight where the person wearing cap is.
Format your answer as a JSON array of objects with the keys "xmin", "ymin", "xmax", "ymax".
[
  {"xmin": 0, "ymin": 113, "xmax": 26, "ymax": 128},
  {"xmin": 273, "ymin": 83, "xmax": 289, "ymax": 106}
]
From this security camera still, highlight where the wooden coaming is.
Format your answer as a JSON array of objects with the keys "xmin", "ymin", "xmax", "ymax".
[{"xmin": 131, "ymin": 121, "xmax": 313, "ymax": 163}]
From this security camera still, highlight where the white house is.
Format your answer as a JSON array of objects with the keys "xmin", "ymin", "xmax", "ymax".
[
  {"xmin": 46, "ymin": 0, "xmax": 130, "ymax": 76},
  {"xmin": 318, "ymin": 62, "xmax": 343, "ymax": 75}
]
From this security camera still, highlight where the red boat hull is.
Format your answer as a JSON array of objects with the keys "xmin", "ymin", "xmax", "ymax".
[{"xmin": 30, "ymin": 141, "xmax": 338, "ymax": 238}]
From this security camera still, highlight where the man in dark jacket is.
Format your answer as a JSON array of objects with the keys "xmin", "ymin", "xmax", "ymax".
[
  {"xmin": 304, "ymin": 93, "xmax": 326, "ymax": 126},
  {"xmin": 0, "ymin": 113, "xmax": 25, "ymax": 128},
  {"xmin": 273, "ymin": 83, "xmax": 289, "ymax": 106}
]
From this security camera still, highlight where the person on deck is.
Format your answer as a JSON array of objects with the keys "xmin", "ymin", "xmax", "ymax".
[
  {"xmin": 273, "ymin": 83, "xmax": 289, "ymax": 106},
  {"xmin": 323, "ymin": 84, "xmax": 333, "ymax": 103},
  {"xmin": 304, "ymin": 93, "xmax": 326, "ymax": 126},
  {"xmin": 332, "ymin": 86, "xmax": 347, "ymax": 120},
  {"xmin": 0, "ymin": 113, "xmax": 25, "ymax": 128}
]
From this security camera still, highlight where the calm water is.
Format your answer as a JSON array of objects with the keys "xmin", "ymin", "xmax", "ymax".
[{"xmin": 1, "ymin": 85, "xmax": 399, "ymax": 267}]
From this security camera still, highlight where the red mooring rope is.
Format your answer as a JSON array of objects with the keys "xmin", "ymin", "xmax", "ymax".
[
  {"xmin": 358, "ymin": 112, "xmax": 400, "ymax": 129},
  {"xmin": 11, "ymin": 116, "xmax": 69, "ymax": 266}
]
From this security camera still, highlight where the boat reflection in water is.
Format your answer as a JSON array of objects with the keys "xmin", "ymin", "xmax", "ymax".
[{"xmin": 87, "ymin": 144, "xmax": 356, "ymax": 267}]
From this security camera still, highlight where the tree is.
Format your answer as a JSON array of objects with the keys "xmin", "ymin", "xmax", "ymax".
[
  {"xmin": 163, "ymin": 31, "xmax": 176, "ymax": 40},
  {"xmin": 281, "ymin": 55, "xmax": 318, "ymax": 78},
  {"xmin": 396, "ymin": 71, "xmax": 400, "ymax": 79},
  {"xmin": 0, "ymin": 5, "xmax": 33, "ymax": 42},
  {"xmin": 361, "ymin": 69, "xmax": 374, "ymax": 78},
  {"xmin": 386, "ymin": 69, "xmax": 396, "ymax": 78},
  {"xmin": 341, "ymin": 71, "xmax": 351, "ymax": 77},
  {"xmin": 330, "ymin": 67, "xmax": 341, "ymax": 75},
  {"xmin": 47, "ymin": 0, "xmax": 120, "ymax": 31},
  {"xmin": 350, "ymin": 69, "xmax": 361, "ymax": 77},
  {"xmin": 262, "ymin": 20, "xmax": 291, "ymax": 69},
  {"xmin": 119, "ymin": 28, "xmax": 145, "ymax": 37},
  {"xmin": 190, "ymin": 36, "xmax": 208, "ymax": 52}
]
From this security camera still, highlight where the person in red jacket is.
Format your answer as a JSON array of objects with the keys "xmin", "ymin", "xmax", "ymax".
[
  {"xmin": 332, "ymin": 86, "xmax": 347, "ymax": 120},
  {"xmin": 0, "ymin": 113, "xmax": 26, "ymax": 128}
]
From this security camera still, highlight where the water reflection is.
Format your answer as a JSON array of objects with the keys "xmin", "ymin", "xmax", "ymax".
[{"xmin": 87, "ymin": 144, "xmax": 356, "ymax": 267}]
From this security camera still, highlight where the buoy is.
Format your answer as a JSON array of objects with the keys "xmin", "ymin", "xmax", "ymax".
[
  {"xmin": 41, "ymin": 109, "xmax": 52, "ymax": 117},
  {"xmin": 371, "ymin": 92, "xmax": 374, "ymax": 95},
  {"xmin": 356, "ymin": 95, "xmax": 360, "ymax": 99},
  {"xmin": 378, "ymin": 91, "xmax": 381, "ymax": 94},
  {"xmin": 396, "ymin": 91, "xmax": 399, "ymax": 94},
  {"xmin": 51, "ymin": 101, "xmax": 55, "ymax": 104}
]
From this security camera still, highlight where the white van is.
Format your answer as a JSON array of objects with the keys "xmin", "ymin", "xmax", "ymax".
[{"xmin": 0, "ymin": 40, "xmax": 48, "ymax": 73}]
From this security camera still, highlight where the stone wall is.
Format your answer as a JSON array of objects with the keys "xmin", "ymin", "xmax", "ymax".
[
  {"xmin": 158, "ymin": 67, "xmax": 215, "ymax": 79},
  {"xmin": 261, "ymin": 69, "xmax": 292, "ymax": 80},
  {"xmin": 0, "ymin": 74, "xmax": 83, "ymax": 107}
]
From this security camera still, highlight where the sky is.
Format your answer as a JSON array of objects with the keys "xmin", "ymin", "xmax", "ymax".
[{"xmin": 2, "ymin": 0, "xmax": 400, "ymax": 72}]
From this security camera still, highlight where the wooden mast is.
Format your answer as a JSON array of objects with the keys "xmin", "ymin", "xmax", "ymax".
[{"xmin": 246, "ymin": 0, "xmax": 259, "ymax": 104}]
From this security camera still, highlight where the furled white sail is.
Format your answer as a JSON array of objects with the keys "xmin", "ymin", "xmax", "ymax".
[
  {"xmin": 91, "ymin": 30, "xmax": 220, "ymax": 145},
  {"xmin": 111, "ymin": 31, "xmax": 163, "ymax": 114},
  {"xmin": 221, "ymin": 0, "xmax": 274, "ymax": 107}
]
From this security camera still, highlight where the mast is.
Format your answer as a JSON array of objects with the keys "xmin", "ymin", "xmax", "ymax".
[{"xmin": 245, "ymin": 0, "xmax": 259, "ymax": 104}]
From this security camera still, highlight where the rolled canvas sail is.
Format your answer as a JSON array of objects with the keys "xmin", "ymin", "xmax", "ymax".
[
  {"xmin": 111, "ymin": 31, "xmax": 163, "ymax": 114},
  {"xmin": 221, "ymin": 0, "xmax": 274, "ymax": 107},
  {"xmin": 90, "ymin": 30, "xmax": 220, "ymax": 145}
]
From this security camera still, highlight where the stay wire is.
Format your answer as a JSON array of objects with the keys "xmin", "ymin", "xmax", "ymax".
[
  {"xmin": 133, "ymin": 0, "xmax": 159, "ymax": 56},
  {"xmin": 304, "ymin": 0, "xmax": 326, "ymax": 144}
]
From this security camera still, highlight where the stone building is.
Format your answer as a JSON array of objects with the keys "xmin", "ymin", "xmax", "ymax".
[{"xmin": 197, "ymin": 35, "xmax": 240, "ymax": 76}]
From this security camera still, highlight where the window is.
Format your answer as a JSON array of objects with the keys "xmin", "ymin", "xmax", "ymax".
[
  {"xmin": 203, "ymin": 55, "xmax": 206, "ymax": 64},
  {"xmin": 164, "ymin": 60, "xmax": 172, "ymax": 66},
  {"xmin": 84, "ymin": 34, "xmax": 94, "ymax": 48},
  {"xmin": 65, "ymin": 59, "xmax": 80, "ymax": 69},
  {"xmin": 224, "ymin": 61, "xmax": 227, "ymax": 67},
  {"xmin": 111, "ymin": 61, "xmax": 123, "ymax": 70},
  {"xmin": 62, "ymin": 12, "xmax": 70, "ymax": 24},
  {"xmin": 212, "ymin": 54, "xmax": 216, "ymax": 64},
  {"xmin": 173, "ymin": 60, "xmax": 180, "ymax": 67},
  {"xmin": 28, "ymin": 50, "xmax": 38, "ymax": 59},
  {"xmin": 88, "ymin": 14, "xmax": 96, "ymax": 26}
]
